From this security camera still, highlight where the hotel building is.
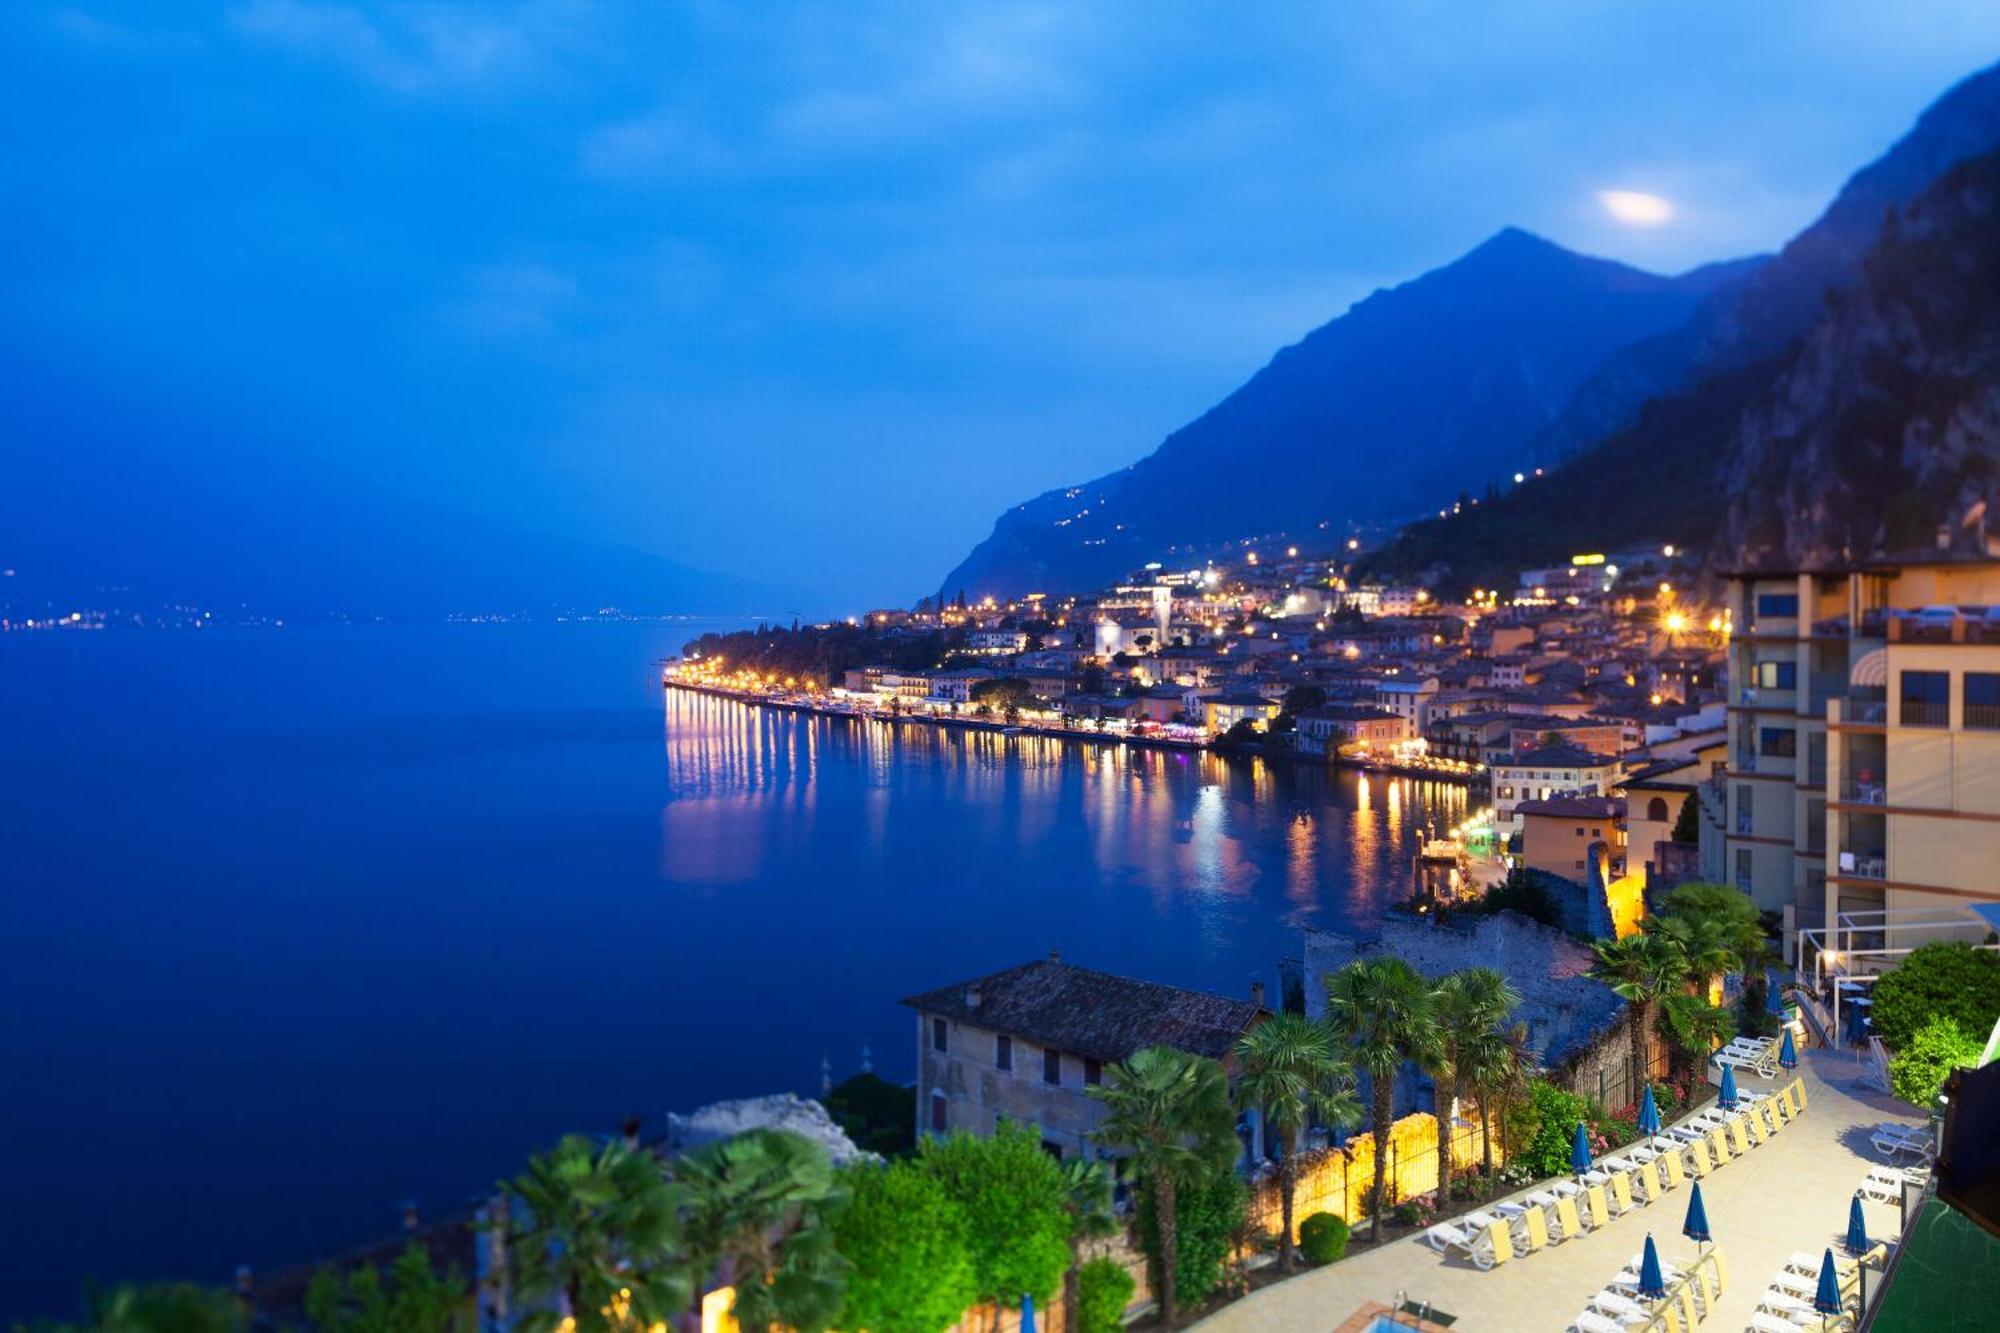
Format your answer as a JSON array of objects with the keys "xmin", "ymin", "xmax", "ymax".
[{"xmin": 1720, "ymin": 554, "xmax": 2000, "ymax": 967}]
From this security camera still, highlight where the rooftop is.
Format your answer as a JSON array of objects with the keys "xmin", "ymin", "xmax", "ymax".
[{"xmin": 901, "ymin": 958, "xmax": 1265, "ymax": 1063}]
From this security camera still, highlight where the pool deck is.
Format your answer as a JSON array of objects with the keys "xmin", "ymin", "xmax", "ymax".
[{"xmin": 1193, "ymin": 1049, "xmax": 1921, "ymax": 1332}]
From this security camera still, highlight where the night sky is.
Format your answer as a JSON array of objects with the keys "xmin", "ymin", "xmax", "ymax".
[{"xmin": 8, "ymin": 3, "xmax": 2000, "ymax": 606}]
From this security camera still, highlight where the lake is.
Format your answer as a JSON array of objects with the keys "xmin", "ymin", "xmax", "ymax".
[{"xmin": 0, "ymin": 622, "xmax": 1469, "ymax": 1316}]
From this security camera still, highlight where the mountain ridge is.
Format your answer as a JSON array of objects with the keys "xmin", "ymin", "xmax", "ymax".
[{"xmin": 939, "ymin": 227, "xmax": 1754, "ymax": 600}]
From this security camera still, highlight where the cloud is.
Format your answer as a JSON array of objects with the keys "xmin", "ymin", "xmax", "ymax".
[{"xmin": 226, "ymin": 0, "xmax": 532, "ymax": 93}]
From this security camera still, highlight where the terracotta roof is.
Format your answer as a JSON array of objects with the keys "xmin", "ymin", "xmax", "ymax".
[
  {"xmin": 1516, "ymin": 795, "xmax": 1624, "ymax": 820},
  {"xmin": 902, "ymin": 959, "xmax": 1265, "ymax": 1062}
]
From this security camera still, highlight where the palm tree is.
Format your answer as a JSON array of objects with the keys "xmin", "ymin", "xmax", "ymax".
[
  {"xmin": 1591, "ymin": 932, "xmax": 1689, "ymax": 1107},
  {"xmin": 1659, "ymin": 882, "xmax": 1771, "ymax": 1006},
  {"xmin": 1424, "ymin": 969, "xmax": 1521, "ymax": 1207},
  {"xmin": 1232, "ymin": 1014, "xmax": 1361, "ymax": 1271},
  {"xmin": 672, "ymin": 1128, "xmax": 846, "ymax": 1333},
  {"xmin": 1658, "ymin": 991, "xmax": 1740, "ymax": 1081},
  {"xmin": 1322, "ymin": 957, "xmax": 1441, "ymax": 1242},
  {"xmin": 1055, "ymin": 1157, "xmax": 1117, "ymax": 1330},
  {"xmin": 1461, "ymin": 1021, "xmax": 1534, "ymax": 1179},
  {"xmin": 48, "ymin": 1283, "xmax": 242, "ymax": 1333},
  {"xmin": 504, "ymin": 1135, "xmax": 687, "ymax": 1333},
  {"xmin": 1086, "ymin": 1046, "xmax": 1236, "ymax": 1324}
]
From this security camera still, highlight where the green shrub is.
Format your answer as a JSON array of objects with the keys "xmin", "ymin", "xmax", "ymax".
[
  {"xmin": 917, "ymin": 1123, "xmax": 1071, "ymax": 1312},
  {"xmin": 1075, "ymin": 1257, "xmax": 1135, "ymax": 1333},
  {"xmin": 831, "ymin": 1159, "xmax": 978, "ymax": 1333},
  {"xmin": 1296, "ymin": 1212, "xmax": 1350, "ymax": 1264},
  {"xmin": 1869, "ymin": 942, "xmax": 2000, "ymax": 1049},
  {"xmin": 1136, "ymin": 1171, "xmax": 1246, "ymax": 1307},
  {"xmin": 1888, "ymin": 1017, "xmax": 1984, "ymax": 1108},
  {"xmin": 1513, "ymin": 1080, "xmax": 1591, "ymax": 1178}
]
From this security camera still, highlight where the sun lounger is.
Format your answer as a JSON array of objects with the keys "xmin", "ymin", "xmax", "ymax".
[
  {"xmin": 1870, "ymin": 1123, "xmax": 1933, "ymax": 1162},
  {"xmin": 1590, "ymin": 1290, "xmax": 1651, "ymax": 1324},
  {"xmin": 1707, "ymin": 1127, "xmax": 1733, "ymax": 1165},
  {"xmin": 1571, "ymin": 1312, "xmax": 1625, "ymax": 1333},
  {"xmin": 1606, "ymin": 1171, "xmax": 1637, "ymax": 1215},
  {"xmin": 1553, "ymin": 1194, "xmax": 1585, "ymax": 1241},
  {"xmin": 1467, "ymin": 1218, "xmax": 1514, "ymax": 1270},
  {"xmin": 1584, "ymin": 1184, "xmax": 1612, "ymax": 1229},
  {"xmin": 1421, "ymin": 1220, "xmax": 1474, "ymax": 1254},
  {"xmin": 1516, "ymin": 1203, "xmax": 1550, "ymax": 1252},
  {"xmin": 1748, "ymin": 1312, "xmax": 1807, "ymax": 1333},
  {"xmin": 1659, "ymin": 1150, "xmax": 1686, "ymax": 1189},
  {"xmin": 1682, "ymin": 1137, "xmax": 1712, "ymax": 1178},
  {"xmin": 1729, "ymin": 1116, "xmax": 1756, "ymax": 1153},
  {"xmin": 1858, "ymin": 1168, "xmax": 1919, "ymax": 1206}
]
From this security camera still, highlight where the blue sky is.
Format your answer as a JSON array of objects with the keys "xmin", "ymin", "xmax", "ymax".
[{"xmin": 9, "ymin": 3, "xmax": 2000, "ymax": 608}]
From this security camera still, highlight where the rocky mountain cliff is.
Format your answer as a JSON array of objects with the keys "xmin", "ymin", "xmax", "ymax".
[
  {"xmin": 938, "ymin": 230, "xmax": 1755, "ymax": 599},
  {"xmin": 1721, "ymin": 150, "xmax": 2000, "ymax": 565},
  {"xmin": 1523, "ymin": 61, "xmax": 2000, "ymax": 468}
]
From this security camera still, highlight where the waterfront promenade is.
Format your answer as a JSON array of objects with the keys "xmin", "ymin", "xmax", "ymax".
[
  {"xmin": 1193, "ymin": 1050, "xmax": 1919, "ymax": 1333},
  {"xmin": 661, "ymin": 680, "xmax": 1483, "ymax": 785}
]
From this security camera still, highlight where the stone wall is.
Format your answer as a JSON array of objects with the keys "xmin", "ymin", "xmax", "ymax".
[{"xmin": 1304, "ymin": 909, "xmax": 1626, "ymax": 1071}]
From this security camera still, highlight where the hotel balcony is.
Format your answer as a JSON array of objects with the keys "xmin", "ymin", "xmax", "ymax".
[{"xmin": 1839, "ymin": 778, "xmax": 1887, "ymax": 805}]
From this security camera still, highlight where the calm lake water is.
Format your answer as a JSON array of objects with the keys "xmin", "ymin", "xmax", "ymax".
[{"xmin": 0, "ymin": 623, "xmax": 1468, "ymax": 1316}]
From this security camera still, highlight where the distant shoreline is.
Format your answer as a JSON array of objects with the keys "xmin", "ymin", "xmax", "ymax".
[{"xmin": 661, "ymin": 680, "xmax": 1481, "ymax": 785}]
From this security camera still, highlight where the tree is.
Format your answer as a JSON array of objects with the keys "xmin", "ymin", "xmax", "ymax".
[
  {"xmin": 823, "ymin": 1073, "xmax": 915, "ymax": 1158},
  {"xmin": 303, "ymin": 1243, "xmax": 467, "ymax": 1333},
  {"xmin": 1669, "ymin": 794, "xmax": 1700, "ymax": 844},
  {"xmin": 1087, "ymin": 1047, "xmax": 1237, "ymax": 1323},
  {"xmin": 1133, "ymin": 1170, "xmax": 1246, "ymax": 1309},
  {"xmin": 674, "ymin": 1129, "xmax": 847, "ymax": 1333},
  {"xmin": 1888, "ymin": 1016, "xmax": 1984, "ymax": 1107},
  {"xmin": 1472, "ymin": 868, "xmax": 1559, "ymax": 928},
  {"xmin": 829, "ymin": 1160, "xmax": 976, "ymax": 1333},
  {"xmin": 1321, "ymin": 958, "xmax": 1440, "ymax": 1243},
  {"xmin": 1073, "ymin": 1257, "xmax": 1135, "ymax": 1333},
  {"xmin": 1425, "ymin": 970, "xmax": 1520, "ymax": 1206},
  {"xmin": 504, "ymin": 1136, "xmax": 687, "ymax": 1333},
  {"xmin": 1054, "ymin": 1158, "xmax": 1117, "ymax": 1331},
  {"xmin": 1231, "ymin": 1015, "xmax": 1359, "ymax": 1270},
  {"xmin": 1868, "ymin": 941, "xmax": 2000, "ymax": 1049},
  {"xmin": 39, "ymin": 1284, "xmax": 241, "ymax": 1333},
  {"xmin": 1590, "ymin": 933, "xmax": 1688, "ymax": 1105},
  {"xmin": 1281, "ymin": 685, "xmax": 1326, "ymax": 716},
  {"xmin": 1657, "ymin": 992, "xmax": 1738, "ymax": 1082},
  {"xmin": 1655, "ymin": 882, "xmax": 1768, "ymax": 1002},
  {"xmin": 916, "ymin": 1122, "xmax": 1071, "ymax": 1322},
  {"xmin": 1460, "ymin": 1022, "xmax": 1533, "ymax": 1178}
]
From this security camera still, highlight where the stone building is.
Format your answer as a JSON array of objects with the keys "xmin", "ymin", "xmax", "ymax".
[{"xmin": 902, "ymin": 953, "xmax": 1267, "ymax": 1160}]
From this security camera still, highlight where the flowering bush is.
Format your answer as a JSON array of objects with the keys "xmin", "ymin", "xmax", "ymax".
[{"xmin": 1391, "ymin": 1193, "xmax": 1439, "ymax": 1229}]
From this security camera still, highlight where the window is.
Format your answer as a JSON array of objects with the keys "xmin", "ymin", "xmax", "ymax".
[
  {"xmin": 1901, "ymin": 670, "xmax": 1948, "ymax": 727},
  {"xmin": 1084, "ymin": 1058, "xmax": 1103, "ymax": 1086},
  {"xmin": 1497, "ymin": 784, "xmax": 1514, "ymax": 799},
  {"xmin": 1967, "ymin": 673, "xmax": 2000, "ymax": 730},
  {"xmin": 996, "ymin": 1035, "xmax": 1012, "ymax": 1071},
  {"xmin": 1043, "ymin": 1048, "xmax": 1062, "ymax": 1085},
  {"xmin": 1755, "ymin": 592, "xmax": 1799, "ymax": 620},
  {"xmin": 932, "ymin": 1017, "xmax": 948, "ymax": 1053},
  {"xmin": 1758, "ymin": 726, "xmax": 1796, "ymax": 757},
  {"xmin": 1646, "ymin": 797, "xmax": 1669, "ymax": 822},
  {"xmin": 1042, "ymin": 1139, "xmax": 1064, "ymax": 1160},
  {"xmin": 1735, "ymin": 848, "xmax": 1753, "ymax": 892},
  {"xmin": 930, "ymin": 1093, "xmax": 947, "ymax": 1133},
  {"xmin": 1757, "ymin": 660, "xmax": 1797, "ymax": 690},
  {"xmin": 1575, "ymin": 827, "xmax": 1586, "ymax": 837}
]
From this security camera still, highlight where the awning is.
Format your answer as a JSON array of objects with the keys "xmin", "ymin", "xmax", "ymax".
[{"xmin": 1851, "ymin": 647, "xmax": 1889, "ymax": 688}]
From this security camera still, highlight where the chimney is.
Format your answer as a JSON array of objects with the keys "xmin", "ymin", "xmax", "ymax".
[
  {"xmin": 966, "ymin": 983, "xmax": 983, "ymax": 1009},
  {"xmin": 1048, "ymin": 947, "xmax": 1063, "ymax": 964},
  {"xmin": 1250, "ymin": 980, "xmax": 1267, "ymax": 1009},
  {"xmin": 620, "ymin": 1116, "xmax": 642, "ymax": 1150},
  {"xmin": 402, "ymin": 1199, "xmax": 421, "ymax": 1232}
]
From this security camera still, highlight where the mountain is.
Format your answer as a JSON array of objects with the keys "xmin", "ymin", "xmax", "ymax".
[
  {"xmin": 1522, "ymin": 60, "xmax": 2000, "ymax": 467},
  {"xmin": 1359, "ymin": 59, "xmax": 2000, "ymax": 590},
  {"xmin": 1720, "ymin": 149, "xmax": 2000, "ymax": 565},
  {"xmin": 938, "ymin": 230, "xmax": 1758, "ymax": 600},
  {"xmin": 1, "ymin": 368, "xmax": 803, "ymax": 622}
]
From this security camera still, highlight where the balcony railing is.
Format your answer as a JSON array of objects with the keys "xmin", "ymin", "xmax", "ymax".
[
  {"xmin": 1966, "ymin": 703, "xmax": 2000, "ymax": 730},
  {"xmin": 1735, "ymin": 810, "xmax": 1755, "ymax": 836},
  {"xmin": 1840, "ymin": 779, "xmax": 1887, "ymax": 805},
  {"xmin": 1900, "ymin": 701, "xmax": 1948, "ymax": 728}
]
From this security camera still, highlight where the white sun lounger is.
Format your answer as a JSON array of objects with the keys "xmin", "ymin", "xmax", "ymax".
[
  {"xmin": 1571, "ymin": 1312, "xmax": 1625, "ymax": 1333},
  {"xmin": 1422, "ymin": 1220, "xmax": 1475, "ymax": 1254},
  {"xmin": 1870, "ymin": 1123, "xmax": 1934, "ymax": 1163},
  {"xmin": 1748, "ymin": 1312, "xmax": 1808, "ymax": 1333}
]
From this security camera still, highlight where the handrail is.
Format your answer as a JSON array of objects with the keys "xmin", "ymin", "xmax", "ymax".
[{"xmin": 1633, "ymin": 1247, "xmax": 1726, "ymax": 1332}]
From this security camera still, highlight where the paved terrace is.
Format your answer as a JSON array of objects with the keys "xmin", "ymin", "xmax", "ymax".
[{"xmin": 1194, "ymin": 1049, "xmax": 1921, "ymax": 1333}]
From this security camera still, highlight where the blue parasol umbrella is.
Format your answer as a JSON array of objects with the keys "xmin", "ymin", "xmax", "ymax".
[
  {"xmin": 1813, "ymin": 1247, "xmax": 1842, "ymax": 1326},
  {"xmin": 1571, "ymin": 1121, "xmax": 1594, "ymax": 1177},
  {"xmin": 1637, "ymin": 1233, "xmax": 1668, "ymax": 1300},
  {"xmin": 1638, "ymin": 1085, "xmax": 1662, "ymax": 1143},
  {"xmin": 1021, "ymin": 1293, "xmax": 1036, "ymax": 1333},
  {"xmin": 1682, "ymin": 1181, "xmax": 1712, "ymax": 1251},
  {"xmin": 1845, "ymin": 1193, "xmax": 1869, "ymax": 1257},
  {"xmin": 1780, "ymin": 1028, "xmax": 1799, "ymax": 1070},
  {"xmin": 1719, "ymin": 1064, "xmax": 1739, "ymax": 1110}
]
